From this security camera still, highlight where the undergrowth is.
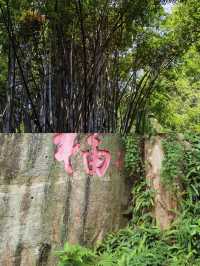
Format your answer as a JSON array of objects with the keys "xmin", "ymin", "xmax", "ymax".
[
  {"xmin": 123, "ymin": 135, "xmax": 142, "ymax": 177},
  {"xmin": 55, "ymin": 133, "xmax": 200, "ymax": 266},
  {"xmin": 161, "ymin": 133, "xmax": 184, "ymax": 190}
]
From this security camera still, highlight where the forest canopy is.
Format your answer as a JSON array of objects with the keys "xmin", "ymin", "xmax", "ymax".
[{"xmin": 0, "ymin": 0, "xmax": 199, "ymax": 133}]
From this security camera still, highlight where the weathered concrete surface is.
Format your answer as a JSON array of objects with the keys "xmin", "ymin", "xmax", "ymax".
[
  {"xmin": 145, "ymin": 135, "xmax": 178, "ymax": 230},
  {"xmin": 0, "ymin": 134, "xmax": 129, "ymax": 266}
]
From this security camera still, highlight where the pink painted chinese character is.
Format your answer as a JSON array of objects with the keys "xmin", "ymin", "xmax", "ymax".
[
  {"xmin": 82, "ymin": 134, "xmax": 111, "ymax": 177},
  {"xmin": 53, "ymin": 133, "xmax": 80, "ymax": 175}
]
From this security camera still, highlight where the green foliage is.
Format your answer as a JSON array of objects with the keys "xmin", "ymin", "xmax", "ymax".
[
  {"xmin": 161, "ymin": 134, "xmax": 184, "ymax": 188},
  {"xmin": 55, "ymin": 243, "xmax": 96, "ymax": 266},
  {"xmin": 55, "ymin": 243, "xmax": 115, "ymax": 266},
  {"xmin": 123, "ymin": 135, "xmax": 142, "ymax": 176},
  {"xmin": 149, "ymin": 44, "xmax": 200, "ymax": 132},
  {"xmin": 131, "ymin": 180, "xmax": 155, "ymax": 224},
  {"xmin": 181, "ymin": 133, "xmax": 200, "ymax": 217}
]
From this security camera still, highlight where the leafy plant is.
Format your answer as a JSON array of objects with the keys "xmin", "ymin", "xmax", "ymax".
[
  {"xmin": 161, "ymin": 134, "xmax": 184, "ymax": 189},
  {"xmin": 123, "ymin": 135, "xmax": 142, "ymax": 176},
  {"xmin": 131, "ymin": 180, "xmax": 155, "ymax": 224},
  {"xmin": 55, "ymin": 243, "xmax": 96, "ymax": 266},
  {"xmin": 55, "ymin": 243, "xmax": 116, "ymax": 266}
]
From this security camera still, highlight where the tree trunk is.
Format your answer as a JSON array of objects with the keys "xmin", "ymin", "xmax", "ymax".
[
  {"xmin": 4, "ymin": 44, "xmax": 15, "ymax": 132},
  {"xmin": 0, "ymin": 133, "xmax": 130, "ymax": 266}
]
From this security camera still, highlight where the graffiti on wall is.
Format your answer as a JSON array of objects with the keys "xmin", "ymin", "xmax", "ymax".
[
  {"xmin": 53, "ymin": 133, "xmax": 111, "ymax": 177},
  {"xmin": 53, "ymin": 133, "xmax": 80, "ymax": 175},
  {"xmin": 82, "ymin": 134, "xmax": 111, "ymax": 177}
]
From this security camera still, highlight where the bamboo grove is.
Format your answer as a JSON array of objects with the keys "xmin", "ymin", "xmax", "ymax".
[{"xmin": 0, "ymin": 0, "xmax": 199, "ymax": 133}]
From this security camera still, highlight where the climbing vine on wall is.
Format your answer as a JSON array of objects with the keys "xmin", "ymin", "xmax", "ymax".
[
  {"xmin": 123, "ymin": 135, "xmax": 142, "ymax": 177},
  {"xmin": 161, "ymin": 133, "xmax": 184, "ymax": 189},
  {"xmin": 181, "ymin": 133, "xmax": 200, "ymax": 216}
]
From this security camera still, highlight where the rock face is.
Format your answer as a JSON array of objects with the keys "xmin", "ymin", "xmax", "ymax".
[
  {"xmin": 145, "ymin": 135, "xmax": 177, "ymax": 230},
  {"xmin": 0, "ymin": 134, "xmax": 129, "ymax": 266}
]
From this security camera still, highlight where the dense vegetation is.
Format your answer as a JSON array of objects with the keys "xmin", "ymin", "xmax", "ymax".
[
  {"xmin": 0, "ymin": 0, "xmax": 199, "ymax": 132},
  {"xmin": 55, "ymin": 133, "xmax": 200, "ymax": 265}
]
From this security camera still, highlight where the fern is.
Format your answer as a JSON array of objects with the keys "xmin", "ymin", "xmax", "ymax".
[
  {"xmin": 96, "ymin": 254, "xmax": 116, "ymax": 266},
  {"xmin": 55, "ymin": 243, "xmax": 96, "ymax": 266}
]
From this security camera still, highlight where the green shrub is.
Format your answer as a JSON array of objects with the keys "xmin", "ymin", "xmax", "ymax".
[
  {"xmin": 123, "ymin": 135, "xmax": 142, "ymax": 176},
  {"xmin": 161, "ymin": 133, "xmax": 184, "ymax": 189}
]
